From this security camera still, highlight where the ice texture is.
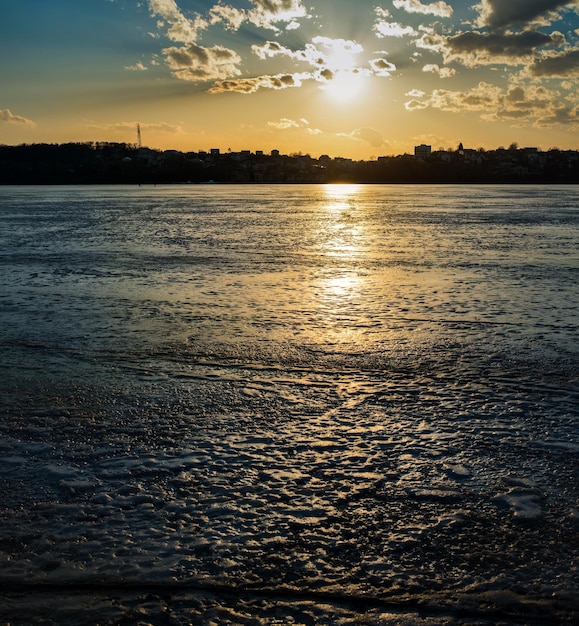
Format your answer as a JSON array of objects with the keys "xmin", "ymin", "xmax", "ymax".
[{"xmin": 0, "ymin": 184, "xmax": 577, "ymax": 624}]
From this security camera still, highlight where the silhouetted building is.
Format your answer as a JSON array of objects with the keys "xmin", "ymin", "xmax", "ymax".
[{"xmin": 414, "ymin": 144, "xmax": 432, "ymax": 158}]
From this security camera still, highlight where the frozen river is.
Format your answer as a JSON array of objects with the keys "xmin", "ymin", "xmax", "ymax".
[{"xmin": 0, "ymin": 184, "xmax": 578, "ymax": 624}]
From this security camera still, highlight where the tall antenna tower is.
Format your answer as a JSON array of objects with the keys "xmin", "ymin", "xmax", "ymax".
[{"xmin": 137, "ymin": 123, "xmax": 142, "ymax": 149}]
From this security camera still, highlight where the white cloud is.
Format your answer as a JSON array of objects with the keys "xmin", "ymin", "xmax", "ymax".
[
  {"xmin": 266, "ymin": 117, "xmax": 320, "ymax": 135},
  {"xmin": 125, "ymin": 61, "xmax": 148, "ymax": 71},
  {"xmin": 247, "ymin": 0, "xmax": 308, "ymax": 30},
  {"xmin": 374, "ymin": 21, "xmax": 417, "ymax": 38},
  {"xmin": 148, "ymin": 0, "xmax": 207, "ymax": 43},
  {"xmin": 268, "ymin": 117, "xmax": 301, "ymax": 129},
  {"xmin": 393, "ymin": 0, "xmax": 453, "ymax": 18},
  {"xmin": 374, "ymin": 7, "xmax": 416, "ymax": 38},
  {"xmin": 311, "ymin": 36, "xmax": 364, "ymax": 70},
  {"xmin": 252, "ymin": 40, "xmax": 297, "ymax": 60},
  {"xmin": 253, "ymin": 36, "xmax": 364, "ymax": 74},
  {"xmin": 405, "ymin": 99, "xmax": 429, "ymax": 110}
]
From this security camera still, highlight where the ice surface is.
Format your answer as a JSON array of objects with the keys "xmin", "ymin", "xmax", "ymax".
[{"xmin": 0, "ymin": 184, "xmax": 577, "ymax": 624}]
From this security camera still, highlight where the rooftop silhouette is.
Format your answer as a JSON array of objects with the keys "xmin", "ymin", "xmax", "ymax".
[{"xmin": 1, "ymin": 142, "xmax": 577, "ymax": 185}]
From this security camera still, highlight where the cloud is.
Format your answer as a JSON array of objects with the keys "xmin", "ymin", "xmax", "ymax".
[
  {"xmin": 444, "ymin": 30, "xmax": 559, "ymax": 66},
  {"xmin": 534, "ymin": 103, "xmax": 579, "ymax": 126},
  {"xmin": 163, "ymin": 43, "xmax": 242, "ymax": 81},
  {"xmin": 125, "ymin": 61, "xmax": 148, "ymax": 71},
  {"xmin": 405, "ymin": 99, "xmax": 429, "ymax": 110},
  {"xmin": 253, "ymin": 36, "xmax": 363, "ymax": 68},
  {"xmin": 247, "ymin": 0, "xmax": 308, "ymax": 30},
  {"xmin": 208, "ymin": 1, "xmax": 308, "ymax": 32},
  {"xmin": 0, "ymin": 109, "xmax": 35, "ymax": 126},
  {"xmin": 374, "ymin": 21, "xmax": 417, "ymax": 38},
  {"xmin": 208, "ymin": 72, "xmax": 308, "ymax": 93},
  {"xmin": 405, "ymin": 81, "xmax": 579, "ymax": 127},
  {"xmin": 347, "ymin": 127, "xmax": 386, "ymax": 147},
  {"xmin": 393, "ymin": 0, "xmax": 453, "ymax": 18},
  {"xmin": 252, "ymin": 41, "xmax": 294, "ymax": 60},
  {"xmin": 266, "ymin": 117, "xmax": 322, "ymax": 136},
  {"xmin": 422, "ymin": 63, "xmax": 455, "ymax": 77},
  {"xmin": 374, "ymin": 7, "xmax": 416, "ymax": 38},
  {"xmin": 475, "ymin": 0, "xmax": 578, "ymax": 29},
  {"xmin": 267, "ymin": 117, "xmax": 317, "ymax": 132},
  {"xmin": 528, "ymin": 48, "xmax": 579, "ymax": 75},
  {"xmin": 253, "ymin": 36, "xmax": 368, "ymax": 84},
  {"xmin": 414, "ymin": 28, "xmax": 447, "ymax": 52},
  {"xmin": 370, "ymin": 57, "xmax": 397, "ymax": 75},
  {"xmin": 253, "ymin": 35, "xmax": 398, "ymax": 84},
  {"xmin": 268, "ymin": 117, "xmax": 302, "ymax": 129},
  {"xmin": 209, "ymin": 4, "xmax": 246, "ymax": 31},
  {"xmin": 142, "ymin": 0, "xmax": 578, "ymax": 113},
  {"xmin": 148, "ymin": 0, "xmax": 207, "ymax": 43},
  {"xmin": 311, "ymin": 36, "xmax": 364, "ymax": 70}
]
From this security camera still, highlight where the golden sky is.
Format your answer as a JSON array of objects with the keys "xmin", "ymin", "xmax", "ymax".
[{"xmin": 1, "ymin": 0, "xmax": 578, "ymax": 158}]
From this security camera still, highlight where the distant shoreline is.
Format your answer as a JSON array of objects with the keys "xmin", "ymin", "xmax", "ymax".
[
  {"xmin": 2, "ymin": 181, "xmax": 578, "ymax": 186},
  {"xmin": 1, "ymin": 142, "xmax": 578, "ymax": 185}
]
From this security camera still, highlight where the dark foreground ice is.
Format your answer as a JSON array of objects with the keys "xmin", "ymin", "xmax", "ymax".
[{"xmin": 1, "ymin": 351, "xmax": 578, "ymax": 624}]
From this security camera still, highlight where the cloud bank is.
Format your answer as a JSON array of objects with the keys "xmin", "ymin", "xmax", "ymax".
[{"xmin": 141, "ymin": 0, "xmax": 579, "ymax": 132}]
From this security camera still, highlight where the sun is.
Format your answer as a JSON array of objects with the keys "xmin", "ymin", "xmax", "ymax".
[{"xmin": 321, "ymin": 70, "xmax": 368, "ymax": 103}]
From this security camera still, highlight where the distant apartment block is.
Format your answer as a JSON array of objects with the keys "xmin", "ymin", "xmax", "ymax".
[{"xmin": 414, "ymin": 144, "xmax": 432, "ymax": 158}]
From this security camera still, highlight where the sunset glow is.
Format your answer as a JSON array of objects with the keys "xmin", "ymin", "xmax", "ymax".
[
  {"xmin": 321, "ymin": 71, "xmax": 369, "ymax": 104},
  {"xmin": 1, "ymin": 1, "xmax": 578, "ymax": 158}
]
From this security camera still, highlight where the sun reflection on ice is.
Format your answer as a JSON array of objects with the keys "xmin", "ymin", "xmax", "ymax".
[
  {"xmin": 324, "ymin": 273, "xmax": 363, "ymax": 298},
  {"xmin": 321, "ymin": 184, "xmax": 365, "ymax": 259},
  {"xmin": 323, "ymin": 183, "xmax": 363, "ymax": 209},
  {"xmin": 312, "ymin": 184, "xmax": 373, "ymax": 344}
]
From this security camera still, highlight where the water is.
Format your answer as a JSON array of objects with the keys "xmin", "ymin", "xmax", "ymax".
[{"xmin": 0, "ymin": 184, "xmax": 577, "ymax": 624}]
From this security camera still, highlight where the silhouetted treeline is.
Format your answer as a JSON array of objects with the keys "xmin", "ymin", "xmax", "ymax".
[{"xmin": 1, "ymin": 142, "xmax": 578, "ymax": 184}]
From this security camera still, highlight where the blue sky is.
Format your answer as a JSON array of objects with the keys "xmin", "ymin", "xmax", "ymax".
[{"xmin": 1, "ymin": 1, "xmax": 578, "ymax": 157}]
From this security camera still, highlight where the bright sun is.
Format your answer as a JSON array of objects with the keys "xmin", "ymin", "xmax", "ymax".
[{"xmin": 321, "ymin": 70, "xmax": 368, "ymax": 103}]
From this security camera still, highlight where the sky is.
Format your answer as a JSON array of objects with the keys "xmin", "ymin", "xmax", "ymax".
[{"xmin": 1, "ymin": 0, "xmax": 579, "ymax": 159}]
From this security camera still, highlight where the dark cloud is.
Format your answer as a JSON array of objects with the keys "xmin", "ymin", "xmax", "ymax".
[
  {"xmin": 208, "ymin": 72, "xmax": 306, "ymax": 93},
  {"xmin": 478, "ymin": 0, "xmax": 577, "ymax": 29},
  {"xmin": 163, "ymin": 43, "xmax": 242, "ymax": 81},
  {"xmin": 447, "ymin": 30, "xmax": 554, "ymax": 57},
  {"xmin": 349, "ymin": 127, "xmax": 386, "ymax": 147},
  {"xmin": 529, "ymin": 48, "xmax": 579, "ymax": 75},
  {"xmin": 535, "ymin": 103, "xmax": 579, "ymax": 126}
]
